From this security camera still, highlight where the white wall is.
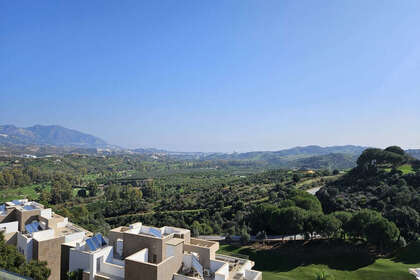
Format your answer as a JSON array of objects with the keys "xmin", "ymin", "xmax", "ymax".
[
  {"xmin": 210, "ymin": 260, "xmax": 225, "ymax": 272},
  {"xmin": 105, "ymin": 255, "xmax": 124, "ymax": 266},
  {"xmin": 214, "ymin": 262, "xmax": 228, "ymax": 280},
  {"xmin": 17, "ymin": 233, "xmax": 33, "ymax": 262},
  {"xmin": 100, "ymin": 262, "xmax": 124, "ymax": 278},
  {"xmin": 127, "ymin": 222, "xmax": 142, "ymax": 233},
  {"xmin": 40, "ymin": 208, "xmax": 52, "ymax": 219},
  {"xmin": 32, "ymin": 229, "xmax": 54, "ymax": 241},
  {"xmin": 116, "ymin": 239, "xmax": 123, "ymax": 258},
  {"xmin": 182, "ymin": 254, "xmax": 192, "ymax": 270},
  {"xmin": 70, "ymin": 247, "xmax": 122, "ymax": 280},
  {"xmin": 166, "ymin": 244, "xmax": 176, "ymax": 258},
  {"xmin": 237, "ymin": 260, "xmax": 253, "ymax": 275},
  {"xmin": 69, "ymin": 249, "xmax": 90, "ymax": 272},
  {"xmin": 163, "ymin": 226, "xmax": 175, "ymax": 235},
  {"xmin": 127, "ymin": 248, "xmax": 148, "ymax": 263},
  {"xmin": 139, "ymin": 225, "xmax": 151, "ymax": 234},
  {"xmin": 56, "ymin": 218, "xmax": 68, "ymax": 228},
  {"xmin": 0, "ymin": 221, "xmax": 18, "ymax": 234},
  {"xmin": 89, "ymin": 246, "xmax": 113, "ymax": 280},
  {"xmin": 64, "ymin": 231, "xmax": 85, "ymax": 243}
]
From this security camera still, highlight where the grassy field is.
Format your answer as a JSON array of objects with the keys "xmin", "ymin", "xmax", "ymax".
[
  {"xmin": 383, "ymin": 164, "xmax": 415, "ymax": 175},
  {"xmin": 398, "ymin": 164, "xmax": 415, "ymax": 175},
  {"xmin": 0, "ymin": 184, "xmax": 51, "ymax": 202},
  {"xmin": 217, "ymin": 241, "xmax": 420, "ymax": 280}
]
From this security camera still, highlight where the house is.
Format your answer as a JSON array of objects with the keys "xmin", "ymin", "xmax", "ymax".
[
  {"xmin": 66, "ymin": 222, "xmax": 262, "ymax": 280},
  {"xmin": 0, "ymin": 199, "xmax": 88, "ymax": 280},
  {"xmin": 1, "ymin": 200, "xmax": 262, "ymax": 280}
]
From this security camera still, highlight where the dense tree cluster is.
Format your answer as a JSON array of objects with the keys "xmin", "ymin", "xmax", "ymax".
[
  {"xmin": 0, "ymin": 232, "xmax": 50, "ymax": 280},
  {"xmin": 249, "ymin": 202, "xmax": 400, "ymax": 250},
  {"xmin": 356, "ymin": 147, "xmax": 410, "ymax": 169},
  {"xmin": 317, "ymin": 146, "xmax": 420, "ymax": 242},
  {"xmin": 0, "ymin": 167, "xmax": 42, "ymax": 187}
]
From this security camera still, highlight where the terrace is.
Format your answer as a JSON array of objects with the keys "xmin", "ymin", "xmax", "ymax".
[
  {"xmin": 215, "ymin": 255, "xmax": 260, "ymax": 280},
  {"xmin": 190, "ymin": 238, "xmax": 217, "ymax": 248},
  {"xmin": 175, "ymin": 254, "xmax": 229, "ymax": 280},
  {"xmin": 22, "ymin": 215, "xmax": 86, "ymax": 242},
  {"xmin": 6, "ymin": 200, "xmax": 44, "ymax": 211},
  {"xmin": 70, "ymin": 235, "xmax": 125, "ymax": 280},
  {"xmin": 119, "ymin": 223, "xmax": 190, "ymax": 240}
]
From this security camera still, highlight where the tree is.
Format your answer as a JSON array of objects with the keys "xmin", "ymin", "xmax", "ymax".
[
  {"xmin": 240, "ymin": 226, "xmax": 251, "ymax": 244},
  {"xmin": 304, "ymin": 212, "xmax": 321, "ymax": 239},
  {"xmin": 318, "ymin": 215, "xmax": 341, "ymax": 238},
  {"xmin": 249, "ymin": 204, "xmax": 277, "ymax": 234},
  {"xmin": 357, "ymin": 147, "xmax": 406, "ymax": 168},
  {"xmin": 292, "ymin": 174, "xmax": 301, "ymax": 183},
  {"xmin": 39, "ymin": 190, "xmax": 51, "ymax": 204},
  {"xmin": 77, "ymin": 189, "xmax": 87, "ymax": 198},
  {"xmin": 292, "ymin": 193, "xmax": 323, "ymax": 212},
  {"xmin": 346, "ymin": 209, "xmax": 382, "ymax": 239},
  {"xmin": 87, "ymin": 182, "xmax": 99, "ymax": 197},
  {"xmin": 192, "ymin": 221, "xmax": 201, "ymax": 237},
  {"xmin": 0, "ymin": 232, "xmax": 50, "ymax": 280},
  {"xmin": 365, "ymin": 218, "xmax": 399, "ymax": 250},
  {"xmin": 275, "ymin": 207, "xmax": 307, "ymax": 238},
  {"xmin": 387, "ymin": 207, "xmax": 420, "ymax": 241},
  {"xmin": 50, "ymin": 178, "xmax": 73, "ymax": 204},
  {"xmin": 21, "ymin": 260, "xmax": 51, "ymax": 280},
  {"xmin": 331, "ymin": 211, "xmax": 352, "ymax": 239},
  {"xmin": 68, "ymin": 269, "xmax": 83, "ymax": 280},
  {"xmin": 384, "ymin": 146, "xmax": 405, "ymax": 156}
]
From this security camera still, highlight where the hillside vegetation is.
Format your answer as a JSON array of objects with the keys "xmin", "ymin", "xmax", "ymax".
[{"xmin": 318, "ymin": 146, "xmax": 420, "ymax": 242}]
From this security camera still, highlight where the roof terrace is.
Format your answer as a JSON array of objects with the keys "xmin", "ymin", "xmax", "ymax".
[
  {"xmin": 6, "ymin": 200, "xmax": 44, "ymax": 211},
  {"xmin": 122, "ymin": 222, "xmax": 190, "ymax": 240},
  {"xmin": 69, "ymin": 236, "xmax": 125, "ymax": 280},
  {"xmin": 215, "ymin": 254, "xmax": 261, "ymax": 280},
  {"xmin": 22, "ymin": 215, "xmax": 86, "ymax": 242}
]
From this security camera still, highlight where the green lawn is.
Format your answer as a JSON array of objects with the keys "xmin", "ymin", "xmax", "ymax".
[
  {"xmin": 0, "ymin": 184, "xmax": 51, "ymax": 202},
  {"xmin": 398, "ymin": 164, "xmax": 415, "ymax": 175},
  {"xmin": 383, "ymin": 164, "xmax": 415, "ymax": 175},
  {"xmin": 217, "ymin": 242, "xmax": 419, "ymax": 280}
]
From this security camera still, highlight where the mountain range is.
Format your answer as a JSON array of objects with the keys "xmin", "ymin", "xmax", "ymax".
[
  {"xmin": 1, "ymin": 124, "xmax": 419, "ymax": 169},
  {"xmin": 0, "ymin": 125, "xmax": 108, "ymax": 148}
]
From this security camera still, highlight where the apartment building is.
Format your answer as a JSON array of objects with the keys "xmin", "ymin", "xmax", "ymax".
[
  {"xmin": 0, "ymin": 199, "xmax": 88, "ymax": 280},
  {"xmin": 66, "ymin": 222, "xmax": 262, "ymax": 280},
  {"xmin": 1, "ymin": 200, "xmax": 262, "ymax": 280}
]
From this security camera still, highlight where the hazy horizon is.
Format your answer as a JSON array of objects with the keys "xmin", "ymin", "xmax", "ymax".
[
  {"xmin": 3, "ymin": 123, "xmax": 419, "ymax": 153},
  {"xmin": 1, "ymin": 1, "xmax": 420, "ymax": 152}
]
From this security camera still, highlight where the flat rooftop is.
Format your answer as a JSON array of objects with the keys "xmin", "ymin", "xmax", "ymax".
[
  {"xmin": 166, "ymin": 237, "xmax": 184, "ymax": 246},
  {"xmin": 5, "ymin": 200, "xmax": 44, "ymax": 212},
  {"xmin": 122, "ymin": 223, "xmax": 190, "ymax": 240}
]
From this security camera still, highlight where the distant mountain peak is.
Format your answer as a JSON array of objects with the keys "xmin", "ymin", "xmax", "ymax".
[{"xmin": 0, "ymin": 124, "xmax": 108, "ymax": 148}]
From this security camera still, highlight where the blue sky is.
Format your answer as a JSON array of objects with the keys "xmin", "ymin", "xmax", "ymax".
[{"xmin": 1, "ymin": 1, "xmax": 420, "ymax": 152}]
